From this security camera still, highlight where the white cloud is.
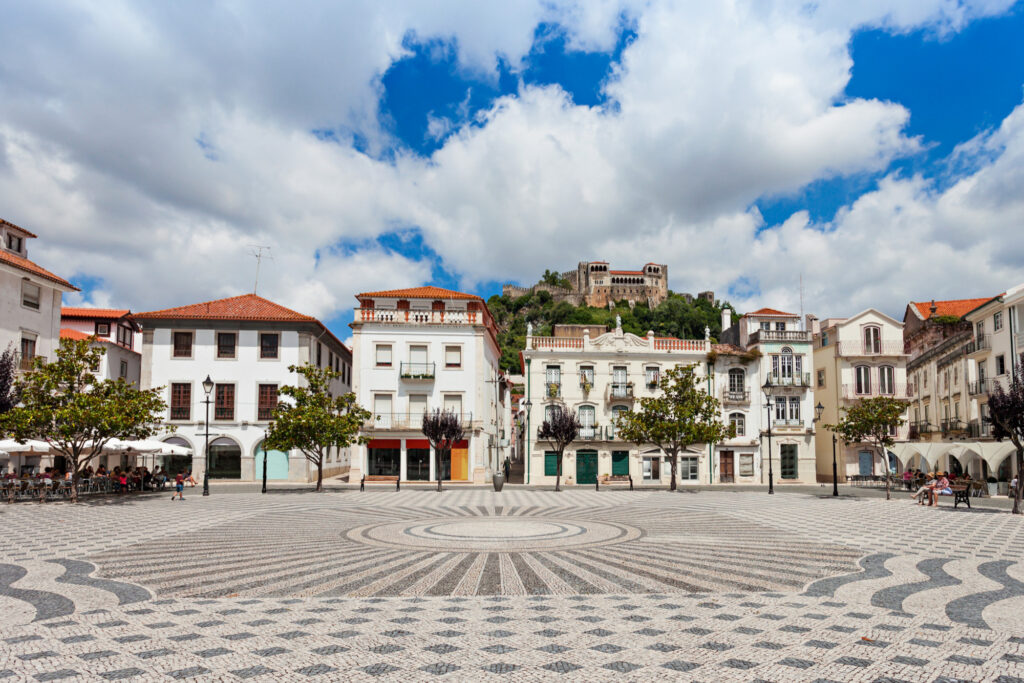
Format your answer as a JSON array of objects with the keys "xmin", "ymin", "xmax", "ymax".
[{"xmin": 0, "ymin": 0, "xmax": 1021, "ymax": 328}]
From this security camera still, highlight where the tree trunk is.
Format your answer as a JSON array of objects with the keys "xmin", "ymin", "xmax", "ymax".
[
  {"xmin": 316, "ymin": 458, "xmax": 323, "ymax": 492},
  {"xmin": 555, "ymin": 453, "xmax": 562, "ymax": 492},
  {"xmin": 1014, "ymin": 445, "xmax": 1022, "ymax": 515},
  {"xmin": 669, "ymin": 451, "xmax": 677, "ymax": 492},
  {"xmin": 879, "ymin": 446, "xmax": 891, "ymax": 501},
  {"xmin": 70, "ymin": 461, "xmax": 79, "ymax": 504},
  {"xmin": 436, "ymin": 448, "xmax": 443, "ymax": 492}
]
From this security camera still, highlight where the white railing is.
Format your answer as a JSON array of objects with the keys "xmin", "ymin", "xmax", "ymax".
[
  {"xmin": 356, "ymin": 308, "xmax": 484, "ymax": 325},
  {"xmin": 526, "ymin": 333, "xmax": 708, "ymax": 354},
  {"xmin": 365, "ymin": 412, "xmax": 474, "ymax": 430},
  {"xmin": 841, "ymin": 384, "xmax": 914, "ymax": 400}
]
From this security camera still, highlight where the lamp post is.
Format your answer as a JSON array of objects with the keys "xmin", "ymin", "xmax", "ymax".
[
  {"xmin": 261, "ymin": 435, "xmax": 268, "ymax": 495},
  {"xmin": 815, "ymin": 402, "xmax": 838, "ymax": 497},
  {"xmin": 202, "ymin": 375, "xmax": 214, "ymax": 497},
  {"xmin": 523, "ymin": 398, "xmax": 533, "ymax": 485},
  {"xmin": 762, "ymin": 377, "xmax": 775, "ymax": 495}
]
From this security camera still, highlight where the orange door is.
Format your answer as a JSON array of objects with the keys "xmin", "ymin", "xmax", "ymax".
[{"xmin": 451, "ymin": 440, "xmax": 469, "ymax": 480}]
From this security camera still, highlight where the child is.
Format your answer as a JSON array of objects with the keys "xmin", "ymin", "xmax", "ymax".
[{"xmin": 172, "ymin": 471, "xmax": 185, "ymax": 501}]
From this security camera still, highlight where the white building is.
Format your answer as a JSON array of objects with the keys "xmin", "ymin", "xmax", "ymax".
[
  {"xmin": 812, "ymin": 309, "xmax": 911, "ymax": 480},
  {"xmin": 60, "ymin": 307, "xmax": 141, "ymax": 384},
  {"xmin": 721, "ymin": 308, "xmax": 817, "ymax": 485},
  {"xmin": 349, "ymin": 286, "xmax": 506, "ymax": 484},
  {"xmin": 133, "ymin": 294, "xmax": 352, "ymax": 483},
  {"xmin": 0, "ymin": 218, "xmax": 77, "ymax": 369}
]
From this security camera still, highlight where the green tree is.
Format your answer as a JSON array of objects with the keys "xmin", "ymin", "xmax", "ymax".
[
  {"xmin": 537, "ymin": 405, "xmax": 580, "ymax": 491},
  {"xmin": 826, "ymin": 396, "xmax": 907, "ymax": 501},
  {"xmin": 264, "ymin": 364, "xmax": 370, "ymax": 491},
  {"xmin": 0, "ymin": 337, "xmax": 167, "ymax": 502},
  {"xmin": 617, "ymin": 365, "xmax": 733, "ymax": 491},
  {"xmin": 0, "ymin": 345, "xmax": 20, "ymax": 415},
  {"xmin": 988, "ymin": 363, "xmax": 1024, "ymax": 515}
]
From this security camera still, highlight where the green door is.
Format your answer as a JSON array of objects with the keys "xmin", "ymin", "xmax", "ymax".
[
  {"xmin": 576, "ymin": 450, "xmax": 598, "ymax": 485},
  {"xmin": 611, "ymin": 451, "xmax": 630, "ymax": 476}
]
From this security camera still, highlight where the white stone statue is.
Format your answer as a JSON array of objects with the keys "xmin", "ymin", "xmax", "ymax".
[
  {"xmin": 615, "ymin": 315, "xmax": 622, "ymax": 330},
  {"xmin": 527, "ymin": 322, "xmax": 533, "ymax": 337},
  {"xmin": 704, "ymin": 325, "xmax": 710, "ymax": 340}
]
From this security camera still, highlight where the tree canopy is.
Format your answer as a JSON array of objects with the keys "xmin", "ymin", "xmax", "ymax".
[
  {"xmin": 616, "ymin": 365, "xmax": 733, "ymax": 491},
  {"xmin": 537, "ymin": 405, "xmax": 580, "ymax": 491},
  {"xmin": 264, "ymin": 363, "xmax": 370, "ymax": 491},
  {"xmin": 826, "ymin": 396, "xmax": 907, "ymax": 500},
  {"xmin": 0, "ymin": 345, "xmax": 19, "ymax": 415},
  {"xmin": 0, "ymin": 337, "xmax": 167, "ymax": 502},
  {"xmin": 988, "ymin": 363, "xmax": 1024, "ymax": 514}
]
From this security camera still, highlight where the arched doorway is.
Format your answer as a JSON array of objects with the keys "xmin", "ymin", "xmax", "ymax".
[
  {"xmin": 207, "ymin": 437, "xmax": 242, "ymax": 479},
  {"xmin": 255, "ymin": 441, "xmax": 289, "ymax": 481},
  {"xmin": 997, "ymin": 455, "xmax": 1013, "ymax": 483},
  {"xmin": 162, "ymin": 436, "xmax": 193, "ymax": 477}
]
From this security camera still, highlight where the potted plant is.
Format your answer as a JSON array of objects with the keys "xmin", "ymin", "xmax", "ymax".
[
  {"xmin": 547, "ymin": 383, "xmax": 559, "ymax": 398},
  {"xmin": 581, "ymin": 379, "xmax": 593, "ymax": 394}
]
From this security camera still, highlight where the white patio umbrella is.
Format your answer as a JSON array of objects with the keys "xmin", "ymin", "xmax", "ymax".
[{"xmin": 0, "ymin": 439, "xmax": 51, "ymax": 454}]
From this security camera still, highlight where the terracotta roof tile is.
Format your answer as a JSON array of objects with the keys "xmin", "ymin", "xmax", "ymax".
[
  {"xmin": 355, "ymin": 285, "xmax": 482, "ymax": 301},
  {"xmin": 742, "ymin": 307, "xmax": 795, "ymax": 317},
  {"xmin": 711, "ymin": 343, "xmax": 745, "ymax": 355},
  {"xmin": 1, "ymin": 218, "xmax": 38, "ymax": 239},
  {"xmin": 0, "ymin": 249, "xmax": 77, "ymax": 290},
  {"xmin": 911, "ymin": 297, "xmax": 996, "ymax": 320},
  {"xmin": 61, "ymin": 307, "xmax": 130, "ymax": 319},
  {"xmin": 59, "ymin": 328, "xmax": 91, "ymax": 341},
  {"xmin": 134, "ymin": 294, "xmax": 316, "ymax": 322}
]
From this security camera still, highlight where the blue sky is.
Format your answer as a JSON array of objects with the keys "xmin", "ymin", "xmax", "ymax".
[{"xmin": 2, "ymin": 1, "xmax": 1023, "ymax": 338}]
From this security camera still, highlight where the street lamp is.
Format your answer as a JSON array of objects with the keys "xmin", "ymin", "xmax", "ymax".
[
  {"xmin": 261, "ymin": 434, "xmax": 268, "ymax": 495},
  {"xmin": 762, "ymin": 377, "xmax": 775, "ymax": 495},
  {"xmin": 523, "ymin": 398, "xmax": 533, "ymax": 485},
  {"xmin": 815, "ymin": 402, "xmax": 838, "ymax": 497},
  {"xmin": 202, "ymin": 374, "xmax": 214, "ymax": 497}
]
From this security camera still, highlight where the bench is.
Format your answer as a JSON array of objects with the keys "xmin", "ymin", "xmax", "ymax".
[
  {"xmin": 360, "ymin": 475, "xmax": 400, "ymax": 491},
  {"xmin": 948, "ymin": 485, "xmax": 970, "ymax": 509},
  {"xmin": 597, "ymin": 475, "xmax": 633, "ymax": 491}
]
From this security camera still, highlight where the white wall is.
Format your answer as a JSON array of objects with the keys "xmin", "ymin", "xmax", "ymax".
[{"xmin": 0, "ymin": 265, "xmax": 63, "ymax": 361}]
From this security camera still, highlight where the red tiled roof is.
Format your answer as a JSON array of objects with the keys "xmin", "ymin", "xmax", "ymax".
[
  {"xmin": 60, "ymin": 328, "xmax": 91, "ymax": 341},
  {"xmin": 1, "ymin": 218, "xmax": 38, "ymax": 239},
  {"xmin": 61, "ymin": 307, "xmax": 130, "ymax": 319},
  {"xmin": 743, "ymin": 307, "xmax": 795, "ymax": 317},
  {"xmin": 0, "ymin": 249, "xmax": 77, "ymax": 290},
  {"xmin": 355, "ymin": 286, "xmax": 482, "ymax": 301},
  {"xmin": 911, "ymin": 298, "xmax": 996, "ymax": 320},
  {"xmin": 134, "ymin": 294, "xmax": 317, "ymax": 322}
]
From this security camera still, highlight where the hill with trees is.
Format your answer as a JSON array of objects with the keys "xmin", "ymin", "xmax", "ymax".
[{"xmin": 487, "ymin": 286, "xmax": 737, "ymax": 373}]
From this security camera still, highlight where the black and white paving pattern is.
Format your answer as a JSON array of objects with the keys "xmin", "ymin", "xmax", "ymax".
[{"xmin": 0, "ymin": 489, "xmax": 1022, "ymax": 681}]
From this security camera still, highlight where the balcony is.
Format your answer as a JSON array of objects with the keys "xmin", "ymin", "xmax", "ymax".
[
  {"xmin": 606, "ymin": 382, "xmax": 634, "ymax": 403},
  {"xmin": 773, "ymin": 418, "xmax": 804, "ymax": 428},
  {"xmin": 545, "ymin": 382, "xmax": 562, "ymax": 399},
  {"xmin": 365, "ymin": 411, "xmax": 474, "ymax": 431},
  {"xmin": 965, "ymin": 335, "xmax": 991, "ymax": 355},
  {"xmin": 840, "ymin": 384, "xmax": 914, "ymax": 400},
  {"xmin": 968, "ymin": 419, "xmax": 992, "ymax": 439},
  {"xmin": 399, "ymin": 362, "xmax": 435, "ymax": 381},
  {"xmin": 749, "ymin": 330, "xmax": 812, "ymax": 345},
  {"xmin": 836, "ymin": 340, "xmax": 907, "ymax": 356},
  {"xmin": 968, "ymin": 379, "xmax": 990, "ymax": 396},
  {"xmin": 940, "ymin": 419, "xmax": 967, "ymax": 435},
  {"xmin": 577, "ymin": 426, "xmax": 600, "ymax": 441},
  {"xmin": 768, "ymin": 372, "xmax": 812, "ymax": 388},
  {"xmin": 721, "ymin": 388, "xmax": 751, "ymax": 405},
  {"xmin": 15, "ymin": 353, "xmax": 37, "ymax": 372},
  {"xmin": 357, "ymin": 308, "xmax": 486, "ymax": 325}
]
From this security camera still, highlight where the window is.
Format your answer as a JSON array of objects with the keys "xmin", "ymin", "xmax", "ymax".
[
  {"xmin": 760, "ymin": 322, "xmax": 770, "ymax": 331},
  {"xmin": 879, "ymin": 366, "xmax": 895, "ymax": 395},
  {"xmin": 443, "ymin": 394, "xmax": 462, "ymax": 416},
  {"xmin": 976, "ymin": 321, "xmax": 985, "ymax": 338},
  {"xmin": 6, "ymin": 233, "xmax": 22, "ymax": 251},
  {"xmin": 409, "ymin": 394, "xmax": 428, "ymax": 425},
  {"xmin": 996, "ymin": 354, "xmax": 1006, "ymax": 376},
  {"xmin": 409, "ymin": 344, "xmax": 428, "ymax": 366},
  {"xmin": 610, "ymin": 405, "xmax": 628, "ymax": 437},
  {"xmin": 775, "ymin": 398, "xmax": 786, "ymax": 421},
  {"xmin": 816, "ymin": 369, "xmax": 825, "ymax": 388},
  {"xmin": 728, "ymin": 368, "xmax": 745, "ymax": 393},
  {"xmin": 775, "ymin": 347, "xmax": 794, "ymax": 378},
  {"xmin": 544, "ymin": 404, "xmax": 561, "ymax": 423},
  {"xmin": 116, "ymin": 325, "xmax": 132, "ymax": 347},
  {"xmin": 864, "ymin": 326, "xmax": 881, "ymax": 354},
  {"xmin": 217, "ymin": 332, "xmax": 237, "ymax": 359},
  {"xmin": 21, "ymin": 281, "xmax": 40, "ymax": 310},
  {"xmin": 445, "ymin": 345, "xmax": 462, "ymax": 368},
  {"xmin": 19, "ymin": 337, "xmax": 35, "ymax": 367},
  {"xmin": 775, "ymin": 322, "xmax": 786, "ymax": 331},
  {"xmin": 953, "ymin": 366, "xmax": 958, "ymax": 385},
  {"xmin": 978, "ymin": 361, "xmax": 987, "ymax": 382},
  {"xmin": 119, "ymin": 360, "xmax": 128, "ymax": 379},
  {"xmin": 924, "ymin": 405, "xmax": 930, "ymax": 424},
  {"xmin": 923, "ymin": 371, "xmax": 928, "ymax": 388},
  {"xmin": 788, "ymin": 396, "xmax": 801, "ymax": 422},
  {"xmin": 215, "ymin": 384, "xmax": 235, "ymax": 421},
  {"xmin": 373, "ymin": 394, "xmax": 392, "ymax": 427},
  {"xmin": 170, "ymin": 383, "xmax": 191, "ymax": 420},
  {"xmin": 855, "ymin": 365, "xmax": 871, "ymax": 395},
  {"xmin": 95, "ymin": 322, "xmax": 110, "ymax": 336},
  {"xmin": 316, "ymin": 342, "xmax": 322, "ymax": 367},
  {"xmin": 679, "ymin": 457, "xmax": 698, "ymax": 480},
  {"xmin": 729, "ymin": 413, "xmax": 745, "ymax": 436},
  {"xmin": 260, "ymin": 333, "xmax": 279, "ymax": 359},
  {"xmin": 544, "ymin": 452, "xmax": 559, "ymax": 476},
  {"xmin": 375, "ymin": 344, "xmax": 392, "ymax": 367},
  {"xmin": 645, "ymin": 366, "xmax": 660, "ymax": 386},
  {"xmin": 739, "ymin": 454, "xmax": 754, "ymax": 477},
  {"xmin": 821, "ymin": 332, "xmax": 829, "ymax": 346},
  {"xmin": 579, "ymin": 366, "xmax": 594, "ymax": 387},
  {"xmin": 780, "ymin": 444, "xmax": 798, "ymax": 479},
  {"xmin": 994, "ymin": 311, "xmax": 1003, "ymax": 331},
  {"xmin": 611, "ymin": 451, "xmax": 629, "ymax": 476},
  {"xmin": 578, "ymin": 405, "xmax": 596, "ymax": 437},
  {"xmin": 172, "ymin": 331, "xmax": 193, "ymax": 358},
  {"xmin": 545, "ymin": 365, "xmax": 561, "ymax": 384}
]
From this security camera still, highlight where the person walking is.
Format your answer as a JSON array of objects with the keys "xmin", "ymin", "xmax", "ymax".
[{"xmin": 172, "ymin": 471, "xmax": 185, "ymax": 501}]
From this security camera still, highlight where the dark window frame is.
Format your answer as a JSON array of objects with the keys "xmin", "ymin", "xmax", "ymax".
[
  {"xmin": 257, "ymin": 384, "xmax": 278, "ymax": 421},
  {"xmin": 217, "ymin": 332, "xmax": 237, "ymax": 359},
  {"xmin": 214, "ymin": 383, "xmax": 235, "ymax": 421},
  {"xmin": 170, "ymin": 383, "xmax": 191, "ymax": 421},
  {"xmin": 259, "ymin": 333, "xmax": 280, "ymax": 360},
  {"xmin": 172, "ymin": 331, "xmax": 193, "ymax": 358}
]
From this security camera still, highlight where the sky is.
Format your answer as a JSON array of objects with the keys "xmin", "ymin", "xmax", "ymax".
[{"xmin": 2, "ymin": 0, "xmax": 1023, "ymax": 342}]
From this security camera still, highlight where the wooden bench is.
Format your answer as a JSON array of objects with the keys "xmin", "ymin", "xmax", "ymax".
[
  {"xmin": 361, "ymin": 475, "xmax": 400, "ymax": 491},
  {"xmin": 597, "ymin": 475, "xmax": 633, "ymax": 491},
  {"xmin": 936, "ymin": 484, "xmax": 970, "ymax": 509}
]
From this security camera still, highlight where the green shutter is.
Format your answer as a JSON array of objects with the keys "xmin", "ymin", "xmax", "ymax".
[
  {"xmin": 544, "ymin": 452, "xmax": 558, "ymax": 476},
  {"xmin": 611, "ymin": 451, "xmax": 629, "ymax": 476}
]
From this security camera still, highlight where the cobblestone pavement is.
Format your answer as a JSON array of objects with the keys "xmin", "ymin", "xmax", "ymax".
[{"xmin": 1, "ymin": 489, "xmax": 1023, "ymax": 681}]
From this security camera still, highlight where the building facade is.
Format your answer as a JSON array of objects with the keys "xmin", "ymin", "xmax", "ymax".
[
  {"xmin": 134, "ymin": 294, "xmax": 352, "ymax": 483},
  {"xmin": 812, "ymin": 310, "xmax": 911, "ymax": 481},
  {"xmin": 0, "ymin": 218, "xmax": 77, "ymax": 370},
  {"xmin": 502, "ymin": 261, "xmax": 676, "ymax": 308},
  {"xmin": 60, "ymin": 307, "xmax": 142, "ymax": 384},
  {"xmin": 350, "ymin": 286, "xmax": 506, "ymax": 484}
]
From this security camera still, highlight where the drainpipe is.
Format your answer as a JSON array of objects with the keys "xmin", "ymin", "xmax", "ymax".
[{"xmin": 526, "ymin": 357, "xmax": 532, "ymax": 485}]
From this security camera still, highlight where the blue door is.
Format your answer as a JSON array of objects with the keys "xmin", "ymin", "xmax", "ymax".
[
  {"xmin": 858, "ymin": 451, "xmax": 873, "ymax": 476},
  {"xmin": 255, "ymin": 445, "xmax": 290, "ymax": 480}
]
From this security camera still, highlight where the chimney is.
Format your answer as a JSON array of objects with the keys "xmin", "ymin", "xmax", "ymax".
[
  {"xmin": 720, "ymin": 307, "xmax": 732, "ymax": 333},
  {"xmin": 930, "ymin": 300, "xmax": 937, "ymax": 316},
  {"xmin": 805, "ymin": 314, "xmax": 819, "ymax": 335}
]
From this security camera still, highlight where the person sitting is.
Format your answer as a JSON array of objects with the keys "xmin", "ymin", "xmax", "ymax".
[
  {"xmin": 96, "ymin": 465, "xmax": 107, "ymax": 477},
  {"xmin": 928, "ymin": 473, "xmax": 951, "ymax": 507},
  {"xmin": 911, "ymin": 476, "xmax": 937, "ymax": 505},
  {"xmin": 185, "ymin": 470, "xmax": 197, "ymax": 486}
]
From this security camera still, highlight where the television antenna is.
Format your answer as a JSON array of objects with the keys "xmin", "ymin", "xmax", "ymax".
[{"xmin": 248, "ymin": 245, "xmax": 274, "ymax": 294}]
